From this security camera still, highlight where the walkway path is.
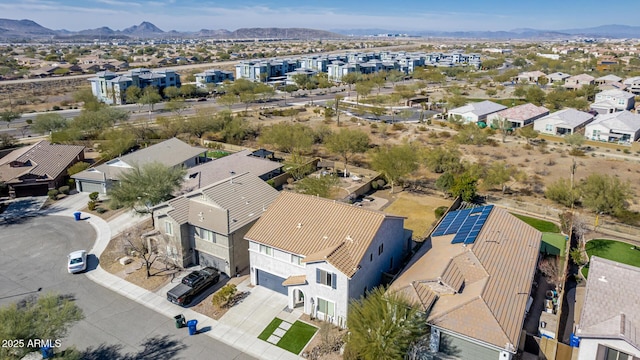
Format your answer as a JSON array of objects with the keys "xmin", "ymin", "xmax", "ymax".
[{"xmin": 44, "ymin": 194, "xmax": 303, "ymax": 360}]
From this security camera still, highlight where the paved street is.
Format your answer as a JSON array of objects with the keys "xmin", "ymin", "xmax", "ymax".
[{"xmin": 0, "ymin": 215, "xmax": 255, "ymax": 359}]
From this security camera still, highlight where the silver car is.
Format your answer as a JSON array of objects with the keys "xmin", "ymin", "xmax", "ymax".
[{"xmin": 67, "ymin": 250, "xmax": 87, "ymax": 273}]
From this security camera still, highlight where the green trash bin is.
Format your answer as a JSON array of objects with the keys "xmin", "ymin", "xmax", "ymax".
[{"xmin": 174, "ymin": 314, "xmax": 186, "ymax": 329}]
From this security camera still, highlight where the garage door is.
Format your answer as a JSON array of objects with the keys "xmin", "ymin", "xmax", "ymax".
[
  {"xmin": 78, "ymin": 181, "xmax": 104, "ymax": 194},
  {"xmin": 14, "ymin": 184, "xmax": 49, "ymax": 197},
  {"xmin": 256, "ymin": 269, "xmax": 287, "ymax": 295}
]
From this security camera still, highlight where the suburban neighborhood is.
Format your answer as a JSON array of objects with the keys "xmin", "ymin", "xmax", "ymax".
[{"xmin": 2, "ymin": 9, "xmax": 640, "ymax": 360}]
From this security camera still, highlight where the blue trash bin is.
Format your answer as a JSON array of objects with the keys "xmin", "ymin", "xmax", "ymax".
[
  {"xmin": 40, "ymin": 345, "xmax": 53, "ymax": 359},
  {"xmin": 73, "ymin": 212, "xmax": 81, "ymax": 221},
  {"xmin": 187, "ymin": 319, "xmax": 198, "ymax": 336}
]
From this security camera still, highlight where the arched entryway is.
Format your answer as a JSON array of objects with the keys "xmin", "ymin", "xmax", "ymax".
[{"xmin": 293, "ymin": 289, "xmax": 305, "ymax": 308}]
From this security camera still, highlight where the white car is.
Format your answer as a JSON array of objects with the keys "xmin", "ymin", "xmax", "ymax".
[{"xmin": 67, "ymin": 250, "xmax": 87, "ymax": 273}]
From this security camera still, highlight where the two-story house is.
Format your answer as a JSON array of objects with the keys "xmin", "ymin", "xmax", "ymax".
[
  {"xmin": 245, "ymin": 192, "xmax": 412, "ymax": 327},
  {"xmin": 576, "ymin": 256, "xmax": 640, "ymax": 360},
  {"xmin": 152, "ymin": 172, "xmax": 280, "ymax": 275},
  {"xmin": 590, "ymin": 89, "xmax": 636, "ymax": 114},
  {"xmin": 585, "ymin": 111, "xmax": 640, "ymax": 144}
]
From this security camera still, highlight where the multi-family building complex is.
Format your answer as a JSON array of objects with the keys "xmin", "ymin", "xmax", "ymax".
[{"xmin": 89, "ymin": 68, "xmax": 180, "ymax": 105}]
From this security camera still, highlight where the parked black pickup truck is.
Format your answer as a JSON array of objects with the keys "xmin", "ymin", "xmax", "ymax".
[{"xmin": 167, "ymin": 267, "xmax": 220, "ymax": 306}]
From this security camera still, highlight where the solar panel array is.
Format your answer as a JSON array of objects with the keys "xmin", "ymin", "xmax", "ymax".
[{"xmin": 432, "ymin": 205, "xmax": 494, "ymax": 245}]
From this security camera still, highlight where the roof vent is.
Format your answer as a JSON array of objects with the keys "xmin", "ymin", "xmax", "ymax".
[
  {"xmin": 297, "ymin": 223, "xmax": 302, "ymax": 229},
  {"xmin": 598, "ymin": 275, "xmax": 608, "ymax": 283},
  {"xmin": 346, "ymin": 235, "xmax": 353, "ymax": 242}
]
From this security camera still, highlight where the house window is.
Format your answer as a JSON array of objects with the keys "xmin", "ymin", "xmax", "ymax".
[
  {"xmin": 600, "ymin": 346, "xmax": 630, "ymax": 360},
  {"xmin": 259, "ymin": 244, "xmax": 273, "ymax": 256},
  {"xmin": 378, "ymin": 243, "xmax": 384, "ymax": 255},
  {"xmin": 291, "ymin": 254, "xmax": 303, "ymax": 266},
  {"xmin": 165, "ymin": 221, "xmax": 173, "ymax": 236},
  {"xmin": 200, "ymin": 228, "xmax": 215, "ymax": 243},
  {"xmin": 618, "ymin": 99, "xmax": 626, "ymax": 105},
  {"xmin": 317, "ymin": 297, "xmax": 335, "ymax": 317},
  {"xmin": 316, "ymin": 269, "xmax": 337, "ymax": 289},
  {"xmin": 370, "ymin": 253, "xmax": 373, "ymax": 262},
  {"xmin": 545, "ymin": 124, "xmax": 553, "ymax": 132}
]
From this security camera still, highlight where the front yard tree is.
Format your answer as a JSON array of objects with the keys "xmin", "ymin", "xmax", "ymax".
[
  {"xmin": 346, "ymin": 287, "xmax": 427, "ymax": 360},
  {"xmin": 108, "ymin": 162, "xmax": 186, "ymax": 213},
  {"xmin": 370, "ymin": 143, "xmax": 419, "ymax": 193},
  {"xmin": 325, "ymin": 128, "xmax": 370, "ymax": 177},
  {"xmin": 31, "ymin": 113, "xmax": 68, "ymax": 135},
  {"xmin": 295, "ymin": 174, "xmax": 339, "ymax": 198},
  {"xmin": 0, "ymin": 292, "xmax": 84, "ymax": 360},
  {"xmin": 121, "ymin": 222, "xmax": 164, "ymax": 278}
]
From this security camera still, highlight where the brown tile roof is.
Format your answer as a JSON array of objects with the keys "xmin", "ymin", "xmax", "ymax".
[
  {"xmin": 494, "ymin": 103, "xmax": 549, "ymax": 121},
  {"xmin": 388, "ymin": 206, "xmax": 541, "ymax": 350},
  {"xmin": 577, "ymin": 256, "xmax": 640, "ymax": 351},
  {"xmin": 0, "ymin": 141, "xmax": 84, "ymax": 183},
  {"xmin": 245, "ymin": 192, "xmax": 401, "ymax": 277},
  {"xmin": 282, "ymin": 275, "xmax": 307, "ymax": 286}
]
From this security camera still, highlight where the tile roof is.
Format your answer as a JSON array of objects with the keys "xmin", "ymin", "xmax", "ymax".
[
  {"xmin": 245, "ymin": 192, "xmax": 401, "ymax": 278},
  {"xmin": 577, "ymin": 256, "xmax": 640, "ymax": 351},
  {"xmin": 180, "ymin": 150, "xmax": 281, "ymax": 193},
  {"xmin": 595, "ymin": 89, "xmax": 635, "ymax": 99},
  {"xmin": 537, "ymin": 109, "xmax": 594, "ymax": 128},
  {"xmin": 164, "ymin": 172, "xmax": 279, "ymax": 234},
  {"xmin": 282, "ymin": 275, "xmax": 307, "ymax": 286},
  {"xmin": 0, "ymin": 141, "xmax": 84, "ymax": 184},
  {"xmin": 449, "ymin": 100, "xmax": 507, "ymax": 117},
  {"xmin": 494, "ymin": 103, "xmax": 549, "ymax": 121},
  {"xmin": 389, "ymin": 206, "xmax": 541, "ymax": 351},
  {"xmin": 589, "ymin": 111, "xmax": 640, "ymax": 133},
  {"xmin": 73, "ymin": 138, "xmax": 204, "ymax": 181}
]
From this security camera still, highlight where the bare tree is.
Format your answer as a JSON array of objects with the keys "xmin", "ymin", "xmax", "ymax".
[
  {"xmin": 120, "ymin": 222, "xmax": 163, "ymax": 278},
  {"xmin": 539, "ymin": 257, "xmax": 561, "ymax": 286}
]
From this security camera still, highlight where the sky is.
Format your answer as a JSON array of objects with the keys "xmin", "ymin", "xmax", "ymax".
[{"xmin": 0, "ymin": 0, "xmax": 639, "ymax": 33}]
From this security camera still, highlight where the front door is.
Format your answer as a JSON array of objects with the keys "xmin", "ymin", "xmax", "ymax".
[{"xmin": 294, "ymin": 289, "xmax": 304, "ymax": 308}]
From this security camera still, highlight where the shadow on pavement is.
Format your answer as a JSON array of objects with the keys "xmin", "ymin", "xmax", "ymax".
[
  {"xmin": 85, "ymin": 254, "xmax": 100, "ymax": 272},
  {"xmin": 81, "ymin": 334, "xmax": 186, "ymax": 360},
  {"xmin": 197, "ymin": 326, "xmax": 212, "ymax": 334}
]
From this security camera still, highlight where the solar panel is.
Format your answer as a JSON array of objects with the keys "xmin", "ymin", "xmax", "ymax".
[{"xmin": 433, "ymin": 205, "xmax": 494, "ymax": 244}]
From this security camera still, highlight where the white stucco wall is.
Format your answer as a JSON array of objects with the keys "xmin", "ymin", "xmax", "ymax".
[{"xmin": 578, "ymin": 338, "xmax": 640, "ymax": 360}]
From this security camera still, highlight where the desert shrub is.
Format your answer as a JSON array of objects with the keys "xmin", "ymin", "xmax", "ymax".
[
  {"xmin": 67, "ymin": 162, "xmax": 90, "ymax": 176},
  {"xmin": 67, "ymin": 178, "xmax": 75, "ymax": 187},
  {"xmin": 48, "ymin": 189, "xmax": 59, "ymax": 200},
  {"xmin": 89, "ymin": 192, "xmax": 99, "ymax": 201},
  {"xmin": 370, "ymin": 123, "xmax": 378, "ymax": 129},
  {"xmin": 417, "ymin": 126, "xmax": 428, "ymax": 131},
  {"xmin": 87, "ymin": 200, "xmax": 97, "ymax": 211},
  {"xmin": 211, "ymin": 284, "xmax": 238, "ymax": 308},
  {"xmin": 434, "ymin": 206, "xmax": 448, "ymax": 219},
  {"xmin": 391, "ymin": 123, "xmax": 406, "ymax": 131},
  {"xmin": 58, "ymin": 185, "xmax": 70, "ymax": 195},
  {"xmin": 96, "ymin": 207, "xmax": 108, "ymax": 214}
]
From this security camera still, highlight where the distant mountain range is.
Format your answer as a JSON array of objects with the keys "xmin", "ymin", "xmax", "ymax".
[
  {"xmin": 0, "ymin": 19, "xmax": 344, "ymax": 40},
  {"xmin": 1, "ymin": 18, "xmax": 640, "ymax": 41}
]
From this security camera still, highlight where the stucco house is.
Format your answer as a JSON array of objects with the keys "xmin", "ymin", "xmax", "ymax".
[
  {"xmin": 0, "ymin": 141, "xmax": 85, "ymax": 198},
  {"xmin": 516, "ymin": 71, "xmax": 546, "ymax": 84},
  {"xmin": 585, "ymin": 111, "xmax": 640, "ymax": 144},
  {"xmin": 487, "ymin": 103, "xmax": 549, "ymax": 128},
  {"xmin": 533, "ymin": 109, "xmax": 595, "ymax": 136},
  {"xmin": 151, "ymin": 172, "xmax": 279, "ymax": 275},
  {"xmin": 245, "ymin": 192, "xmax": 412, "ymax": 327},
  {"xmin": 448, "ymin": 100, "xmax": 507, "ymax": 124},
  {"xmin": 178, "ymin": 149, "xmax": 283, "ymax": 194},
  {"xmin": 575, "ymin": 256, "xmax": 640, "ymax": 360},
  {"xmin": 590, "ymin": 89, "xmax": 636, "ymax": 114},
  {"xmin": 388, "ymin": 205, "xmax": 542, "ymax": 360},
  {"xmin": 72, "ymin": 138, "xmax": 205, "ymax": 195},
  {"xmin": 564, "ymin": 74, "xmax": 595, "ymax": 90},
  {"xmin": 547, "ymin": 72, "xmax": 571, "ymax": 84},
  {"xmin": 623, "ymin": 76, "xmax": 640, "ymax": 95}
]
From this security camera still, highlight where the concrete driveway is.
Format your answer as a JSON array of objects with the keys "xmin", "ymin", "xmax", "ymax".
[{"xmin": 0, "ymin": 215, "xmax": 255, "ymax": 359}]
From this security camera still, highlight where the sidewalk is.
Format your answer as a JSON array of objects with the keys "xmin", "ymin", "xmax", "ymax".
[{"xmin": 46, "ymin": 193, "xmax": 302, "ymax": 360}]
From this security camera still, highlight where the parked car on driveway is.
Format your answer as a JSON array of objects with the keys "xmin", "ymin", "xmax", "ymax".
[
  {"xmin": 67, "ymin": 250, "xmax": 87, "ymax": 273},
  {"xmin": 167, "ymin": 267, "xmax": 220, "ymax": 306}
]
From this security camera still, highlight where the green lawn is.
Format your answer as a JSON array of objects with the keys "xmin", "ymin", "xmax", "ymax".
[
  {"xmin": 541, "ymin": 232, "xmax": 567, "ymax": 257},
  {"xmin": 512, "ymin": 213, "xmax": 560, "ymax": 233},
  {"xmin": 277, "ymin": 321, "xmax": 318, "ymax": 354},
  {"xmin": 582, "ymin": 239, "xmax": 640, "ymax": 278},
  {"xmin": 258, "ymin": 318, "xmax": 283, "ymax": 341},
  {"xmin": 206, "ymin": 150, "xmax": 229, "ymax": 159}
]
